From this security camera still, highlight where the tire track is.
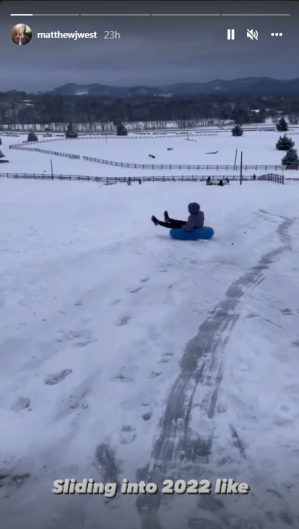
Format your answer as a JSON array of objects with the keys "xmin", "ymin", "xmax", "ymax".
[{"xmin": 136, "ymin": 215, "xmax": 294, "ymax": 528}]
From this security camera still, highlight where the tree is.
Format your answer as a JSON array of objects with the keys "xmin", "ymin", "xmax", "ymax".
[
  {"xmin": 232, "ymin": 124, "xmax": 243, "ymax": 136},
  {"xmin": 65, "ymin": 123, "xmax": 78, "ymax": 138},
  {"xmin": 174, "ymin": 103, "xmax": 197, "ymax": 129},
  {"xmin": 276, "ymin": 134, "xmax": 295, "ymax": 151},
  {"xmin": 117, "ymin": 123, "xmax": 128, "ymax": 136},
  {"xmin": 0, "ymin": 149, "xmax": 8, "ymax": 163},
  {"xmin": 27, "ymin": 130, "xmax": 38, "ymax": 142},
  {"xmin": 232, "ymin": 107, "xmax": 250, "ymax": 125},
  {"xmin": 252, "ymin": 109, "xmax": 266, "ymax": 123},
  {"xmin": 276, "ymin": 117, "xmax": 288, "ymax": 132},
  {"xmin": 282, "ymin": 148, "xmax": 299, "ymax": 169},
  {"xmin": 18, "ymin": 107, "xmax": 36, "ymax": 130}
]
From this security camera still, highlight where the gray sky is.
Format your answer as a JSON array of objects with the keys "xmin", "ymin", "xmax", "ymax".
[{"xmin": 1, "ymin": 1, "xmax": 298, "ymax": 91}]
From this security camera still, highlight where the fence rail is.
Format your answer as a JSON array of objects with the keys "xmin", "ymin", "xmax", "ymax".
[
  {"xmin": 7, "ymin": 133, "xmax": 217, "ymax": 147},
  {"xmin": 257, "ymin": 173, "xmax": 284, "ymax": 184},
  {"xmin": 82, "ymin": 155, "xmax": 288, "ymax": 171},
  {"xmin": 0, "ymin": 172, "xmax": 285, "ymax": 184},
  {"xmin": 9, "ymin": 143, "xmax": 292, "ymax": 171},
  {"xmin": 9, "ymin": 144, "xmax": 80, "ymax": 159}
]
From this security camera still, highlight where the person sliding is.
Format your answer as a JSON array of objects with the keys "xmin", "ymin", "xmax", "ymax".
[{"xmin": 151, "ymin": 203, "xmax": 204, "ymax": 231}]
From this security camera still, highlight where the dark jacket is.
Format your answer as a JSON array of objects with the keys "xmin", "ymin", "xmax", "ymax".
[
  {"xmin": 182, "ymin": 203, "xmax": 204, "ymax": 231},
  {"xmin": 13, "ymin": 35, "xmax": 30, "ymax": 45}
]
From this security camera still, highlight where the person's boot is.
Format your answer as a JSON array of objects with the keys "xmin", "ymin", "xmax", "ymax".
[
  {"xmin": 151, "ymin": 215, "xmax": 159, "ymax": 226},
  {"xmin": 164, "ymin": 211, "xmax": 170, "ymax": 222}
]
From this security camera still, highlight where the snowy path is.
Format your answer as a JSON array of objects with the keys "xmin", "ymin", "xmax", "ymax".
[{"xmin": 1, "ymin": 180, "xmax": 299, "ymax": 529}]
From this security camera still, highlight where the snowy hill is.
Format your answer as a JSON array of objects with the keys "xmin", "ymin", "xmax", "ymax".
[{"xmin": 1, "ymin": 177, "xmax": 299, "ymax": 528}]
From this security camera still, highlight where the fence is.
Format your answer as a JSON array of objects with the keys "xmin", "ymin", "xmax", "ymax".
[
  {"xmin": 7, "ymin": 139, "xmax": 298, "ymax": 172},
  {"xmin": 255, "ymin": 173, "xmax": 284, "ymax": 184},
  {"xmin": 82, "ymin": 155, "xmax": 287, "ymax": 172},
  {"xmin": 6, "ymin": 132, "xmax": 217, "ymax": 148},
  {"xmin": 9, "ymin": 144, "xmax": 79, "ymax": 159},
  {"xmin": 0, "ymin": 172, "xmax": 286, "ymax": 184}
]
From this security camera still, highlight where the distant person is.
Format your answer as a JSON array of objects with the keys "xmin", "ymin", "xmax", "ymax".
[
  {"xmin": 206, "ymin": 176, "xmax": 213, "ymax": 186},
  {"xmin": 127, "ymin": 177, "xmax": 131, "ymax": 186},
  {"xmin": 253, "ymin": 174, "xmax": 256, "ymax": 180},
  {"xmin": 224, "ymin": 178, "xmax": 230, "ymax": 185},
  {"xmin": 218, "ymin": 179, "xmax": 224, "ymax": 186},
  {"xmin": 12, "ymin": 27, "xmax": 30, "ymax": 46},
  {"xmin": 151, "ymin": 203, "xmax": 204, "ymax": 231}
]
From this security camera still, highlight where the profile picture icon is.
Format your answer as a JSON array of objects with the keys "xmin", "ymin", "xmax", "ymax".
[{"xmin": 11, "ymin": 24, "xmax": 32, "ymax": 46}]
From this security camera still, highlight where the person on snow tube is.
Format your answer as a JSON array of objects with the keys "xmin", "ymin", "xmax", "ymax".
[{"xmin": 151, "ymin": 202, "xmax": 205, "ymax": 231}]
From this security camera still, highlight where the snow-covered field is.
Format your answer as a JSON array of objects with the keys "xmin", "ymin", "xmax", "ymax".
[
  {"xmin": 1, "ymin": 177, "xmax": 299, "ymax": 529},
  {"xmin": 1, "ymin": 131, "xmax": 299, "ymax": 179}
]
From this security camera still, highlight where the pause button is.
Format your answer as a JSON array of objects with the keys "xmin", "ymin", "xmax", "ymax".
[{"xmin": 227, "ymin": 29, "xmax": 235, "ymax": 40}]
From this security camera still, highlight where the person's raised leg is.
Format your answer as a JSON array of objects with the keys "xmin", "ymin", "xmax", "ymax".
[
  {"xmin": 151, "ymin": 216, "xmax": 185, "ymax": 229},
  {"xmin": 164, "ymin": 213, "xmax": 185, "ymax": 227},
  {"xmin": 167, "ymin": 219, "xmax": 185, "ymax": 228}
]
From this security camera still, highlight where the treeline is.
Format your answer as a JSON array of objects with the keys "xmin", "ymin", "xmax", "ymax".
[{"xmin": 1, "ymin": 91, "xmax": 299, "ymax": 127}]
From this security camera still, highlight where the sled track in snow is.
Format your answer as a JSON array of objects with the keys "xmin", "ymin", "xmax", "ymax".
[{"xmin": 136, "ymin": 212, "xmax": 294, "ymax": 529}]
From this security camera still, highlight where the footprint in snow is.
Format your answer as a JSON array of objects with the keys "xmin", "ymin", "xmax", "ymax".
[
  {"xmin": 120, "ymin": 425, "xmax": 137, "ymax": 445},
  {"xmin": 281, "ymin": 308, "xmax": 293, "ymax": 315},
  {"xmin": 115, "ymin": 316, "xmax": 130, "ymax": 326},
  {"xmin": 142, "ymin": 411, "xmax": 152, "ymax": 421},
  {"xmin": 11, "ymin": 396, "xmax": 31, "ymax": 412},
  {"xmin": 45, "ymin": 369, "xmax": 72, "ymax": 386},
  {"xmin": 130, "ymin": 287, "xmax": 143, "ymax": 294},
  {"xmin": 114, "ymin": 374, "xmax": 134, "ymax": 382},
  {"xmin": 148, "ymin": 371, "xmax": 161, "ymax": 379},
  {"xmin": 110, "ymin": 299, "xmax": 122, "ymax": 306}
]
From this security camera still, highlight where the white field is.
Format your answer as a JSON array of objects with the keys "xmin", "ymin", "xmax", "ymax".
[
  {"xmin": 1, "ymin": 130, "xmax": 299, "ymax": 179},
  {"xmin": 1, "ymin": 177, "xmax": 299, "ymax": 529}
]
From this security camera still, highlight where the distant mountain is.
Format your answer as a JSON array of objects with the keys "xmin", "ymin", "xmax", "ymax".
[
  {"xmin": 50, "ymin": 78, "xmax": 299, "ymax": 97},
  {"xmin": 51, "ymin": 83, "xmax": 163, "ymax": 98}
]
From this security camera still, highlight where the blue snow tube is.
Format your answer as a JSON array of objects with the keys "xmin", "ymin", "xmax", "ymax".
[{"xmin": 170, "ymin": 227, "xmax": 214, "ymax": 241}]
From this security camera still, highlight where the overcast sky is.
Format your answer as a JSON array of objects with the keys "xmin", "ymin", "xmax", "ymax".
[{"xmin": 1, "ymin": 1, "xmax": 298, "ymax": 91}]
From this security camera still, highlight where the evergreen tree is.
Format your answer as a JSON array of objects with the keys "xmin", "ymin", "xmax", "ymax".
[
  {"xmin": 65, "ymin": 123, "xmax": 78, "ymax": 139},
  {"xmin": 117, "ymin": 123, "xmax": 128, "ymax": 136},
  {"xmin": 232, "ymin": 124, "xmax": 243, "ymax": 137},
  {"xmin": 282, "ymin": 148, "xmax": 299, "ymax": 169},
  {"xmin": 276, "ymin": 134, "xmax": 295, "ymax": 151},
  {"xmin": 276, "ymin": 117, "xmax": 288, "ymax": 132},
  {"xmin": 0, "ymin": 149, "xmax": 8, "ymax": 163},
  {"xmin": 27, "ymin": 131, "xmax": 38, "ymax": 142}
]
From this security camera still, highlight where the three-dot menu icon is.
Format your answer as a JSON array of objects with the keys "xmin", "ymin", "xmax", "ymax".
[{"xmin": 271, "ymin": 33, "xmax": 283, "ymax": 37}]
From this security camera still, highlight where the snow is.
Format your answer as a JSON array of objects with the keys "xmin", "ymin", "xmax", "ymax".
[
  {"xmin": 1, "ymin": 176, "xmax": 299, "ymax": 528},
  {"xmin": 2, "ymin": 130, "xmax": 299, "ymax": 180}
]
